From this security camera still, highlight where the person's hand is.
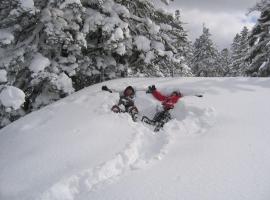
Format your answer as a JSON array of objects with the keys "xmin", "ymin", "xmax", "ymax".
[
  {"xmin": 102, "ymin": 85, "xmax": 108, "ymax": 91},
  {"xmin": 102, "ymin": 85, "xmax": 112, "ymax": 93},
  {"xmin": 146, "ymin": 85, "xmax": 156, "ymax": 93}
]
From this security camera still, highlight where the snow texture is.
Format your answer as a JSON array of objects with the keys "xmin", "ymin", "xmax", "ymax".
[
  {"xmin": 54, "ymin": 73, "xmax": 74, "ymax": 94},
  {"xmin": 116, "ymin": 43, "xmax": 126, "ymax": 55},
  {"xmin": 0, "ymin": 29, "xmax": 14, "ymax": 45},
  {"xmin": 134, "ymin": 36, "xmax": 151, "ymax": 52},
  {"xmin": 60, "ymin": 0, "xmax": 82, "ymax": 9},
  {"xmin": 0, "ymin": 70, "xmax": 7, "ymax": 83},
  {"xmin": 19, "ymin": 0, "xmax": 34, "ymax": 10},
  {"xmin": 29, "ymin": 53, "xmax": 51, "ymax": 73},
  {"xmin": 0, "ymin": 86, "xmax": 25, "ymax": 110},
  {"xmin": 0, "ymin": 78, "xmax": 270, "ymax": 200},
  {"xmin": 111, "ymin": 27, "xmax": 124, "ymax": 41}
]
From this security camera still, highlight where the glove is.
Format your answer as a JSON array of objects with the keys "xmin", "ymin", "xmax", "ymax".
[
  {"xmin": 146, "ymin": 85, "xmax": 156, "ymax": 93},
  {"xmin": 102, "ymin": 85, "xmax": 112, "ymax": 93},
  {"xmin": 102, "ymin": 85, "xmax": 108, "ymax": 91}
]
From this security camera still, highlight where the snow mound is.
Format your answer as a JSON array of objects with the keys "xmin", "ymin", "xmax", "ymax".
[
  {"xmin": 0, "ymin": 86, "xmax": 25, "ymax": 110},
  {"xmin": 36, "ymin": 82, "xmax": 216, "ymax": 200},
  {"xmin": 1, "ymin": 78, "xmax": 270, "ymax": 200},
  {"xmin": 0, "ymin": 78, "xmax": 224, "ymax": 200}
]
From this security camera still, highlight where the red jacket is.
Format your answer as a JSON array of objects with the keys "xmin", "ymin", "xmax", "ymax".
[{"xmin": 152, "ymin": 90, "xmax": 181, "ymax": 110}]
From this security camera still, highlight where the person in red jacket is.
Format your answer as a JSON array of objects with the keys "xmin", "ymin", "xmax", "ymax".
[
  {"xmin": 149, "ymin": 85, "xmax": 182, "ymax": 110},
  {"xmin": 142, "ymin": 85, "xmax": 183, "ymax": 131}
]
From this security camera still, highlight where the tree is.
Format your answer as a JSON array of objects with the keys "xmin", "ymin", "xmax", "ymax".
[
  {"xmin": 191, "ymin": 26, "xmax": 220, "ymax": 77},
  {"xmin": 229, "ymin": 27, "xmax": 249, "ymax": 76},
  {"xmin": 0, "ymin": 0, "xmax": 192, "ymax": 127},
  {"xmin": 246, "ymin": 0, "xmax": 270, "ymax": 76},
  {"xmin": 115, "ymin": 0, "xmax": 192, "ymax": 77},
  {"xmin": 218, "ymin": 48, "xmax": 231, "ymax": 76}
]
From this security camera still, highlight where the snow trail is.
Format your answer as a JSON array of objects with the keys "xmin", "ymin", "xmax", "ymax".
[{"xmin": 38, "ymin": 97, "xmax": 216, "ymax": 200}]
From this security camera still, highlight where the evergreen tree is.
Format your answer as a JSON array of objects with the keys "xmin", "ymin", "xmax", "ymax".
[
  {"xmin": 230, "ymin": 27, "xmax": 249, "ymax": 76},
  {"xmin": 0, "ymin": 0, "xmax": 192, "ymax": 127},
  {"xmin": 191, "ymin": 26, "xmax": 220, "ymax": 77},
  {"xmin": 218, "ymin": 48, "xmax": 231, "ymax": 76},
  {"xmin": 246, "ymin": 0, "xmax": 270, "ymax": 76},
  {"xmin": 115, "ymin": 0, "xmax": 192, "ymax": 77}
]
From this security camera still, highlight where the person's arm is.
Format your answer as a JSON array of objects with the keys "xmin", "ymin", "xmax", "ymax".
[
  {"xmin": 152, "ymin": 90, "xmax": 166, "ymax": 101},
  {"xmin": 146, "ymin": 85, "xmax": 166, "ymax": 101},
  {"xmin": 102, "ymin": 86, "xmax": 121, "ymax": 93}
]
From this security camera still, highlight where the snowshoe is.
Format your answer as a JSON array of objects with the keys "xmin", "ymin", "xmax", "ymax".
[
  {"xmin": 141, "ymin": 110, "xmax": 172, "ymax": 132},
  {"xmin": 141, "ymin": 116, "xmax": 156, "ymax": 125},
  {"xmin": 128, "ymin": 106, "xmax": 139, "ymax": 122}
]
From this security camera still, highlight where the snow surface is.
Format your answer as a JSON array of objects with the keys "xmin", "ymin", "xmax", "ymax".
[
  {"xmin": 0, "ymin": 78, "xmax": 270, "ymax": 200},
  {"xmin": 0, "ymin": 86, "xmax": 25, "ymax": 110}
]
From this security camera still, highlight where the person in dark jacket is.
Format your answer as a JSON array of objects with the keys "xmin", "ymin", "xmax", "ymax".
[{"xmin": 102, "ymin": 85, "xmax": 139, "ymax": 121}]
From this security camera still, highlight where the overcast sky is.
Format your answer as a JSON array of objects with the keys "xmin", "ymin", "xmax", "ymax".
[{"xmin": 152, "ymin": 0, "xmax": 260, "ymax": 49}]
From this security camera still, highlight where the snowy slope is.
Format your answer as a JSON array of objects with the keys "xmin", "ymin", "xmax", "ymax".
[{"xmin": 1, "ymin": 78, "xmax": 270, "ymax": 200}]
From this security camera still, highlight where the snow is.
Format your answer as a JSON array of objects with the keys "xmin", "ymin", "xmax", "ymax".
[
  {"xmin": 19, "ymin": 0, "xmax": 34, "ymax": 10},
  {"xmin": 0, "ymin": 29, "xmax": 14, "ymax": 45},
  {"xmin": 259, "ymin": 61, "xmax": 268, "ymax": 71},
  {"xmin": 116, "ymin": 43, "xmax": 126, "ymax": 55},
  {"xmin": 0, "ymin": 69, "xmax": 7, "ymax": 82},
  {"xmin": 29, "ymin": 53, "xmax": 51, "ymax": 73},
  {"xmin": 0, "ymin": 86, "xmax": 25, "ymax": 110},
  {"xmin": 145, "ymin": 51, "xmax": 155, "ymax": 64},
  {"xmin": 134, "ymin": 36, "xmax": 151, "ymax": 52},
  {"xmin": 160, "ymin": 23, "xmax": 172, "ymax": 31},
  {"xmin": 1, "ymin": 78, "xmax": 270, "ymax": 200},
  {"xmin": 146, "ymin": 18, "xmax": 160, "ymax": 35},
  {"xmin": 54, "ymin": 73, "xmax": 74, "ymax": 94},
  {"xmin": 151, "ymin": 41, "xmax": 165, "ymax": 51},
  {"xmin": 59, "ymin": 0, "xmax": 82, "ymax": 9},
  {"xmin": 111, "ymin": 27, "xmax": 124, "ymax": 41}
]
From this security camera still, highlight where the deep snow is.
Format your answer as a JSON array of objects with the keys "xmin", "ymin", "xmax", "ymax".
[{"xmin": 0, "ymin": 78, "xmax": 270, "ymax": 200}]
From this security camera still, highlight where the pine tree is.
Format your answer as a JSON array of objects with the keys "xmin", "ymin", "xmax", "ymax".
[
  {"xmin": 218, "ymin": 48, "xmax": 231, "ymax": 76},
  {"xmin": 0, "ymin": 0, "xmax": 192, "ymax": 127},
  {"xmin": 191, "ymin": 26, "xmax": 220, "ymax": 77},
  {"xmin": 246, "ymin": 0, "xmax": 270, "ymax": 76},
  {"xmin": 229, "ymin": 27, "xmax": 249, "ymax": 76},
  {"xmin": 115, "ymin": 0, "xmax": 192, "ymax": 77}
]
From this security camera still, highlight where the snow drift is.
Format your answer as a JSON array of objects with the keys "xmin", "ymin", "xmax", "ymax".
[{"xmin": 0, "ymin": 78, "xmax": 270, "ymax": 200}]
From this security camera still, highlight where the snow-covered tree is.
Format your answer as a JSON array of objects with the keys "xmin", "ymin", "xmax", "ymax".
[
  {"xmin": 229, "ymin": 27, "xmax": 249, "ymax": 76},
  {"xmin": 115, "ymin": 0, "xmax": 192, "ymax": 77},
  {"xmin": 0, "ymin": 0, "xmax": 192, "ymax": 127},
  {"xmin": 246, "ymin": 0, "xmax": 270, "ymax": 76},
  {"xmin": 191, "ymin": 26, "xmax": 220, "ymax": 77},
  {"xmin": 218, "ymin": 48, "xmax": 231, "ymax": 76}
]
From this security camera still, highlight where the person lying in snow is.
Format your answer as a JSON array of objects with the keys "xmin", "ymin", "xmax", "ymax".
[
  {"xmin": 142, "ymin": 85, "xmax": 183, "ymax": 131},
  {"xmin": 101, "ymin": 85, "xmax": 139, "ymax": 122}
]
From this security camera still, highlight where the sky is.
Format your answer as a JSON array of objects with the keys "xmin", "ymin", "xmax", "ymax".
[{"xmin": 153, "ymin": 0, "xmax": 260, "ymax": 49}]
